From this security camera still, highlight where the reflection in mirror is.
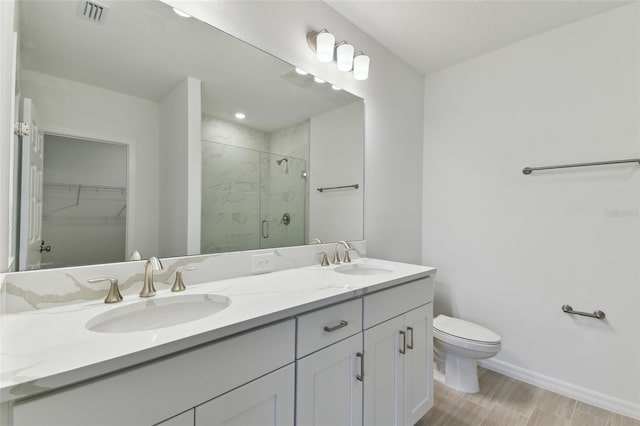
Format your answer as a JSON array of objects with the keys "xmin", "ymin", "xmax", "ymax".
[
  {"xmin": 9, "ymin": 0, "xmax": 364, "ymax": 271},
  {"xmin": 41, "ymin": 135, "xmax": 128, "ymax": 269}
]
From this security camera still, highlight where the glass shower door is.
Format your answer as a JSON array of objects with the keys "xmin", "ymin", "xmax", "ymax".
[{"xmin": 260, "ymin": 153, "xmax": 306, "ymax": 249}]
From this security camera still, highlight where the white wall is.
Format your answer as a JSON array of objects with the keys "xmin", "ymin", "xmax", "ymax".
[
  {"xmin": 158, "ymin": 77, "xmax": 201, "ymax": 257},
  {"xmin": 161, "ymin": 0, "xmax": 425, "ymax": 264},
  {"xmin": 423, "ymin": 4, "xmax": 640, "ymax": 416},
  {"xmin": 19, "ymin": 70, "xmax": 160, "ymax": 259},
  {"xmin": 309, "ymin": 101, "xmax": 364, "ymax": 243}
]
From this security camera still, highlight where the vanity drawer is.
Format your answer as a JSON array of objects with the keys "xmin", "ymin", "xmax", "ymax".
[
  {"xmin": 296, "ymin": 298, "xmax": 363, "ymax": 358},
  {"xmin": 363, "ymin": 276, "xmax": 434, "ymax": 329}
]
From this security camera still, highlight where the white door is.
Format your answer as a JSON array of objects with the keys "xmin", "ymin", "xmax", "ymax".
[
  {"xmin": 18, "ymin": 97, "xmax": 44, "ymax": 270},
  {"xmin": 196, "ymin": 364, "xmax": 294, "ymax": 426},
  {"xmin": 296, "ymin": 333, "xmax": 363, "ymax": 426},
  {"xmin": 403, "ymin": 304, "xmax": 433, "ymax": 425},
  {"xmin": 363, "ymin": 315, "xmax": 404, "ymax": 426}
]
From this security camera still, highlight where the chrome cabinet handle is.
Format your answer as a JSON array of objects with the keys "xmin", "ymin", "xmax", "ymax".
[
  {"xmin": 399, "ymin": 330, "xmax": 406, "ymax": 354},
  {"xmin": 261, "ymin": 220, "xmax": 269, "ymax": 238},
  {"xmin": 356, "ymin": 352, "xmax": 364, "ymax": 381},
  {"xmin": 324, "ymin": 320, "xmax": 348, "ymax": 333},
  {"xmin": 407, "ymin": 326, "xmax": 414, "ymax": 350}
]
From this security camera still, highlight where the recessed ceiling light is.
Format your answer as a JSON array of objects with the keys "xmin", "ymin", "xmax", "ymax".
[
  {"xmin": 295, "ymin": 68, "xmax": 308, "ymax": 75},
  {"xmin": 314, "ymin": 76, "xmax": 325, "ymax": 84},
  {"xmin": 331, "ymin": 85, "xmax": 342, "ymax": 91},
  {"xmin": 172, "ymin": 8, "xmax": 191, "ymax": 18},
  {"xmin": 235, "ymin": 112, "xmax": 246, "ymax": 119}
]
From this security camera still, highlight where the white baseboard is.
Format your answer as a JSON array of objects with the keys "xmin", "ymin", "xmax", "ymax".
[{"xmin": 478, "ymin": 359, "xmax": 640, "ymax": 421}]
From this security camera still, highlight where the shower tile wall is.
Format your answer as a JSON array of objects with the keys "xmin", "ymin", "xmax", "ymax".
[
  {"xmin": 201, "ymin": 116, "xmax": 308, "ymax": 253},
  {"xmin": 201, "ymin": 141, "xmax": 261, "ymax": 253}
]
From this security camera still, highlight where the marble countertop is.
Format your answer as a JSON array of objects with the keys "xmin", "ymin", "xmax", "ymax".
[{"xmin": 0, "ymin": 258, "xmax": 435, "ymax": 403}]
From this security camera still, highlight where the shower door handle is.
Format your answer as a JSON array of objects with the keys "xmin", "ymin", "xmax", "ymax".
[{"xmin": 261, "ymin": 220, "xmax": 269, "ymax": 238}]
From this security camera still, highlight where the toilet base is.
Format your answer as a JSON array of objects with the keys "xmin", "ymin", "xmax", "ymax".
[{"xmin": 444, "ymin": 355, "xmax": 480, "ymax": 393}]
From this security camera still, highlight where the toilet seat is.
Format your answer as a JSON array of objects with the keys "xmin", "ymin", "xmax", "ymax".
[{"xmin": 434, "ymin": 315, "xmax": 501, "ymax": 346}]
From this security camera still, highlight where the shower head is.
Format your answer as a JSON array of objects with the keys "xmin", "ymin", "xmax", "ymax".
[{"xmin": 276, "ymin": 158, "xmax": 288, "ymax": 165}]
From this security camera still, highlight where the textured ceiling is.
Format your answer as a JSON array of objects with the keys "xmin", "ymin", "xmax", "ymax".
[{"xmin": 326, "ymin": 0, "xmax": 632, "ymax": 75}]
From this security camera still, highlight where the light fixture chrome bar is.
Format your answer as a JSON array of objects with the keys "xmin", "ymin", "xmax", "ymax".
[
  {"xmin": 523, "ymin": 158, "xmax": 640, "ymax": 175},
  {"xmin": 562, "ymin": 305, "xmax": 605, "ymax": 320},
  {"xmin": 316, "ymin": 184, "xmax": 359, "ymax": 193}
]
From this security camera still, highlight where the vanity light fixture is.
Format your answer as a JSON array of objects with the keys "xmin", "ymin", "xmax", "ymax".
[
  {"xmin": 172, "ymin": 7, "xmax": 191, "ymax": 18},
  {"xmin": 235, "ymin": 112, "xmax": 246, "ymax": 119},
  {"xmin": 353, "ymin": 52, "xmax": 370, "ymax": 81},
  {"xmin": 307, "ymin": 29, "xmax": 369, "ymax": 80},
  {"xmin": 311, "ymin": 29, "xmax": 335, "ymax": 63},
  {"xmin": 336, "ymin": 42, "xmax": 354, "ymax": 72}
]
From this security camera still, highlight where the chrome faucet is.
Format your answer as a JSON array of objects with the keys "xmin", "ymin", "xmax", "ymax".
[
  {"xmin": 141, "ymin": 257, "xmax": 163, "ymax": 297},
  {"xmin": 332, "ymin": 241, "xmax": 354, "ymax": 264}
]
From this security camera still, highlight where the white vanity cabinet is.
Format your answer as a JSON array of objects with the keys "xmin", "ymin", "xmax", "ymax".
[
  {"xmin": 295, "ymin": 276, "xmax": 434, "ymax": 426},
  {"xmin": 363, "ymin": 279, "xmax": 434, "ymax": 426},
  {"xmin": 6, "ymin": 270, "xmax": 435, "ymax": 426},
  {"xmin": 295, "ymin": 299, "xmax": 364, "ymax": 426},
  {"xmin": 11, "ymin": 320, "xmax": 295, "ymax": 426}
]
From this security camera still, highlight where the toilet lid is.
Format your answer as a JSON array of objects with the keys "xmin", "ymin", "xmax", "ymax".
[{"xmin": 433, "ymin": 315, "xmax": 501, "ymax": 344}]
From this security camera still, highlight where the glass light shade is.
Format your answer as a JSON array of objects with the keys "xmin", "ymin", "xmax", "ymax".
[
  {"xmin": 353, "ymin": 54, "xmax": 370, "ymax": 80},
  {"xmin": 316, "ymin": 31, "xmax": 335, "ymax": 63},
  {"xmin": 337, "ymin": 43, "xmax": 354, "ymax": 71}
]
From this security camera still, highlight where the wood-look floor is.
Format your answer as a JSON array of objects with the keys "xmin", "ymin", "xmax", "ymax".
[{"xmin": 418, "ymin": 367, "xmax": 640, "ymax": 426}]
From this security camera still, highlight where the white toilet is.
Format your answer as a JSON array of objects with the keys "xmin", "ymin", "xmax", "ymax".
[{"xmin": 433, "ymin": 314, "xmax": 501, "ymax": 393}]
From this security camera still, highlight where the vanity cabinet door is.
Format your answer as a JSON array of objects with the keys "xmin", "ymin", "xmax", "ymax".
[
  {"xmin": 195, "ymin": 364, "xmax": 294, "ymax": 426},
  {"xmin": 403, "ymin": 304, "xmax": 433, "ymax": 426},
  {"xmin": 155, "ymin": 409, "xmax": 195, "ymax": 426},
  {"xmin": 296, "ymin": 333, "xmax": 363, "ymax": 426},
  {"xmin": 363, "ymin": 315, "xmax": 405, "ymax": 426},
  {"xmin": 363, "ymin": 303, "xmax": 433, "ymax": 426}
]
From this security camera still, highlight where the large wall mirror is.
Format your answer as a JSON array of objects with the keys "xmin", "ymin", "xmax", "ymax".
[{"xmin": 9, "ymin": 0, "xmax": 364, "ymax": 271}]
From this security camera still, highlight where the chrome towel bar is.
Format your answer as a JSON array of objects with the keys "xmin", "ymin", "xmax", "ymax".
[
  {"xmin": 562, "ymin": 305, "xmax": 605, "ymax": 320},
  {"xmin": 317, "ymin": 184, "xmax": 359, "ymax": 192},
  {"xmin": 523, "ymin": 158, "xmax": 640, "ymax": 175}
]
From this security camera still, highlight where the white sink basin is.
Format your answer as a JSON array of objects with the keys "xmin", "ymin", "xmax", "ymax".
[
  {"xmin": 334, "ymin": 263, "xmax": 394, "ymax": 276},
  {"xmin": 86, "ymin": 294, "xmax": 231, "ymax": 333}
]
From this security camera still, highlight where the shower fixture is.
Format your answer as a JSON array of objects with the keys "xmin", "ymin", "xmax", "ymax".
[{"xmin": 276, "ymin": 157, "xmax": 289, "ymax": 174}]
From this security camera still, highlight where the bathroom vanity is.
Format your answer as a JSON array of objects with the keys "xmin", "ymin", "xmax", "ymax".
[{"xmin": 0, "ymin": 258, "xmax": 435, "ymax": 426}]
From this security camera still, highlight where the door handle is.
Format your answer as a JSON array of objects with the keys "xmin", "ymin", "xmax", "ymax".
[
  {"xmin": 407, "ymin": 326, "xmax": 414, "ymax": 350},
  {"xmin": 399, "ymin": 330, "xmax": 406, "ymax": 354},
  {"xmin": 356, "ymin": 352, "xmax": 364, "ymax": 381}
]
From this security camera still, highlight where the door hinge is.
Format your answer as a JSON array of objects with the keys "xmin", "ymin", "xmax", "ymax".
[{"xmin": 14, "ymin": 122, "xmax": 30, "ymax": 137}]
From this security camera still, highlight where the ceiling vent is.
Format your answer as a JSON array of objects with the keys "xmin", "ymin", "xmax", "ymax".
[{"xmin": 78, "ymin": 0, "xmax": 109, "ymax": 23}]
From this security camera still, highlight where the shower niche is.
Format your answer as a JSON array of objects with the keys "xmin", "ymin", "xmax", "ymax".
[{"xmin": 201, "ymin": 118, "xmax": 308, "ymax": 254}]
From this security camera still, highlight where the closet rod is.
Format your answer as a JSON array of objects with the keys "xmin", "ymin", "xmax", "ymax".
[
  {"xmin": 522, "ymin": 158, "xmax": 640, "ymax": 175},
  {"xmin": 44, "ymin": 183, "xmax": 126, "ymax": 191}
]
